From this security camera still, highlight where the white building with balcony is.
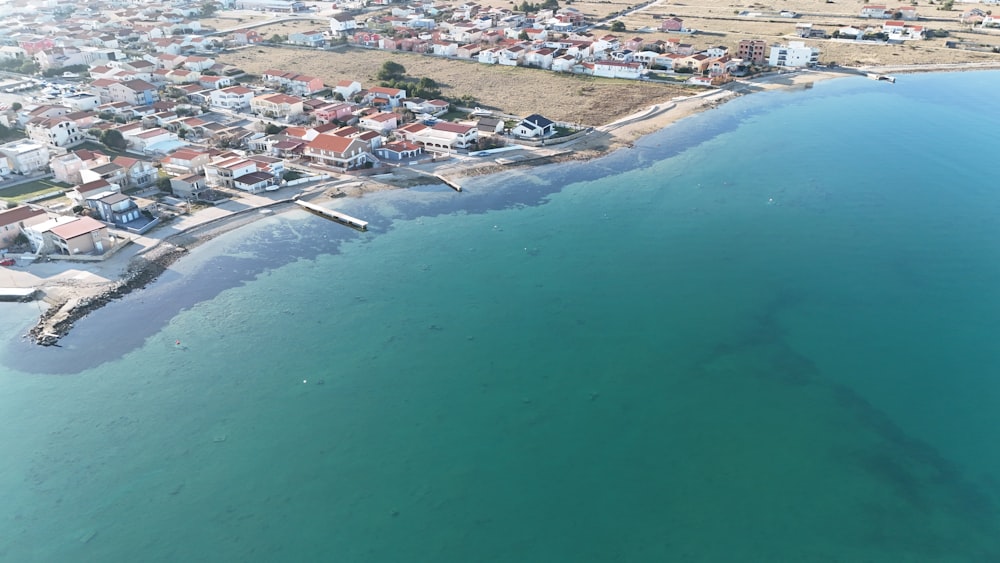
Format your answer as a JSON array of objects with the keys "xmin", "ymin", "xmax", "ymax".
[{"xmin": 768, "ymin": 41, "xmax": 819, "ymax": 67}]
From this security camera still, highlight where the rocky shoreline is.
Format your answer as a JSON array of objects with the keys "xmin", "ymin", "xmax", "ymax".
[
  {"xmin": 26, "ymin": 200, "xmax": 297, "ymax": 347},
  {"xmin": 29, "ymin": 243, "xmax": 189, "ymax": 346}
]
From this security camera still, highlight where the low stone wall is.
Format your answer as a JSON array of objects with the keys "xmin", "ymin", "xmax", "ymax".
[
  {"xmin": 514, "ymin": 128, "xmax": 593, "ymax": 147},
  {"xmin": 45, "ymin": 238, "xmax": 133, "ymax": 262}
]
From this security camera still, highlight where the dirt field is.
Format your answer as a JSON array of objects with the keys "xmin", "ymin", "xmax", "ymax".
[
  {"xmin": 252, "ymin": 19, "xmax": 331, "ymax": 38},
  {"xmin": 218, "ymin": 47, "xmax": 691, "ymax": 125},
  {"xmin": 609, "ymin": 0, "xmax": 1000, "ymax": 65}
]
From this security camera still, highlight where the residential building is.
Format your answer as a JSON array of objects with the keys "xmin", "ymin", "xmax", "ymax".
[
  {"xmin": 251, "ymin": 93, "xmax": 305, "ymax": 119},
  {"xmin": 161, "ymin": 148, "xmax": 211, "ymax": 174},
  {"xmin": 398, "ymin": 121, "xmax": 479, "ymax": 151},
  {"xmin": 334, "ymin": 80, "xmax": 362, "ymax": 100},
  {"xmin": 768, "ymin": 41, "xmax": 819, "ymax": 67},
  {"xmin": 0, "ymin": 206, "xmax": 48, "ymax": 250},
  {"xmin": 108, "ymin": 79, "xmax": 160, "ymax": 106},
  {"xmin": 737, "ymin": 39, "xmax": 768, "ymax": 65},
  {"xmin": 169, "ymin": 174, "xmax": 207, "ymax": 199},
  {"xmin": 210, "ymin": 86, "xmax": 254, "ymax": 110},
  {"xmin": 358, "ymin": 112, "xmax": 399, "ymax": 134},
  {"xmin": 112, "ymin": 156, "xmax": 157, "ymax": 188},
  {"xmin": 80, "ymin": 162, "xmax": 127, "ymax": 187},
  {"xmin": 512, "ymin": 114, "xmax": 555, "ymax": 139},
  {"xmin": 375, "ymin": 140, "xmax": 423, "ymax": 161},
  {"xmin": 367, "ymin": 86, "xmax": 406, "ymax": 108},
  {"xmin": 303, "ymin": 134, "xmax": 371, "ymax": 169},
  {"xmin": 289, "ymin": 30, "xmax": 326, "ymax": 47},
  {"xmin": 204, "ymin": 156, "xmax": 258, "ymax": 188},
  {"xmin": 47, "ymin": 216, "xmax": 112, "ymax": 255},
  {"xmin": 87, "ymin": 192, "xmax": 142, "ymax": 227},
  {"xmin": 233, "ymin": 171, "xmax": 276, "ymax": 193},
  {"xmin": 0, "ymin": 140, "xmax": 50, "ymax": 173},
  {"xmin": 330, "ymin": 13, "xmax": 358, "ymax": 36},
  {"xmin": 69, "ymin": 179, "xmax": 120, "ymax": 205},
  {"xmin": 25, "ymin": 116, "xmax": 84, "ymax": 148}
]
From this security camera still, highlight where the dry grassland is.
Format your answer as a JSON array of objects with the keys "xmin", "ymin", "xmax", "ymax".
[
  {"xmin": 218, "ymin": 47, "xmax": 690, "ymax": 125},
  {"xmin": 253, "ymin": 19, "xmax": 332, "ymax": 37},
  {"xmin": 610, "ymin": 0, "xmax": 1000, "ymax": 64}
]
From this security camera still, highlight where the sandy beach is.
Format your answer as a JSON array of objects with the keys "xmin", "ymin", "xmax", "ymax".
[{"xmin": 0, "ymin": 65, "xmax": 974, "ymax": 344}]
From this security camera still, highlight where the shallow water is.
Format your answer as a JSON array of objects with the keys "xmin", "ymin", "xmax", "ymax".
[{"xmin": 2, "ymin": 71, "xmax": 999, "ymax": 561}]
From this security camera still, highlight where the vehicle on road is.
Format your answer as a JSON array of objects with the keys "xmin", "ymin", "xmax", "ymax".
[{"xmin": 0, "ymin": 258, "xmax": 15, "ymax": 266}]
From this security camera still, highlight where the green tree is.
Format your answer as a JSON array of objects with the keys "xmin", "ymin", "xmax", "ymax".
[
  {"xmin": 100, "ymin": 129, "xmax": 127, "ymax": 151},
  {"xmin": 270, "ymin": 34, "xmax": 286, "ymax": 43},
  {"xmin": 264, "ymin": 123, "xmax": 286, "ymax": 135},
  {"xmin": 376, "ymin": 60, "xmax": 406, "ymax": 81},
  {"xmin": 200, "ymin": 1, "xmax": 217, "ymax": 17},
  {"xmin": 518, "ymin": 29, "xmax": 530, "ymax": 40},
  {"xmin": 610, "ymin": 20, "xmax": 626, "ymax": 32},
  {"xmin": 11, "ymin": 102, "xmax": 21, "ymax": 111}
]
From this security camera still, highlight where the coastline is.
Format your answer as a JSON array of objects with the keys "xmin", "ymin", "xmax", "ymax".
[{"xmin": 4, "ymin": 65, "xmax": 982, "ymax": 346}]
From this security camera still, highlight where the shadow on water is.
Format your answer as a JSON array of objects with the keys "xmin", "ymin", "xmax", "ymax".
[
  {"xmin": 698, "ymin": 287, "xmax": 1000, "ymax": 556},
  {"xmin": 2, "ymin": 84, "xmax": 845, "ymax": 376}
]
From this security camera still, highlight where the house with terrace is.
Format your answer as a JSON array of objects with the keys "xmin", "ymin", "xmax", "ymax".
[
  {"xmin": 330, "ymin": 13, "xmax": 359, "ymax": 36},
  {"xmin": 251, "ymin": 93, "xmax": 305, "ymax": 119},
  {"xmin": 111, "ymin": 156, "xmax": 156, "ymax": 188},
  {"xmin": 375, "ymin": 140, "xmax": 423, "ymax": 162},
  {"xmin": 26, "ymin": 116, "xmax": 85, "ymax": 149},
  {"xmin": 169, "ymin": 173, "xmax": 207, "ymax": 199},
  {"xmin": 261, "ymin": 70, "xmax": 325, "ymax": 96},
  {"xmin": 86, "ymin": 191, "xmax": 150, "ymax": 230},
  {"xmin": 358, "ymin": 111, "xmax": 399, "ymax": 134},
  {"xmin": 210, "ymin": 86, "xmax": 254, "ymax": 110},
  {"xmin": 161, "ymin": 148, "xmax": 212, "ymax": 175},
  {"xmin": 334, "ymin": 80, "xmax": 362, "ymax": 101},
  {"xmin": 0, "ymin": 206, "xmax": 48, "ymax": 251},
  {"xmin": 288, "ymin": 30, "xmax": 326, "ymax": 47},
  {"xmin": 0, "ymin": 140, "xmax": 50, "ymax": 174},
  {"xmin": 108, "ymin": 79, "xmax": 159, "ymax": 106},
  {"xmin": 366, "ymin": 86, "xmax": 407, "ymax": 108},
  {"xmin": 199, "ymin": 75, "xmax": 234, "ymax": 90},
  {"xmin": 80, "ymin": 162, "xmax": 127, "ymax": 187},
  {"xmin": 312, "ymin": 102, "xmax": 356, "ymax": 124},
  {"xmin": 68, "ymin": 179, "xmax": 120, "ymax": 206},
  {"xmin": 303, "ymin": 134, "xmax": 371, "ymax": 170},
  {"xmin": 397, "ymin": 121, "xmax": 478, "ymax": 152},
  {"xmin": 43, "ymin": 216, "xmax": 113, "ymax": 256}
]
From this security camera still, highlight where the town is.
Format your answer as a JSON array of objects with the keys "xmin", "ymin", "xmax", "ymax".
[{"xmin": 1, "ymin": 0, "xmax": 998, "ymax": 270}]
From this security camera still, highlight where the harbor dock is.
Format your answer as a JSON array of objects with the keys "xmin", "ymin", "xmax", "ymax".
[{"xmin": 294, "ymin": 199, "xmax": 368, "ymax": 231}]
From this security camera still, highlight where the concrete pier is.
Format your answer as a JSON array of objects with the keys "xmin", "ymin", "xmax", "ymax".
[
  {"xmin": 0, "ymin": 287, "xmax": 39, "ymax": 301},
  {"xmin": 435, "ymin": 175, "xmax": 462, "ymax": 192},
  {"xmin": 295, "ymin": 200, "xmax": 368, "ymax": 231}
]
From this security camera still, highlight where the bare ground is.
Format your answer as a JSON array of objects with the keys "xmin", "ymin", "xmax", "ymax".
[{"xmin": 218, "ymin": 46, "xmax": 692, "ymax": 125}]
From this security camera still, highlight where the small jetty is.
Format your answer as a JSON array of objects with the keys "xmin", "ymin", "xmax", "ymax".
[
  {"xmin": 434, "ymin": 174, "xmax": 462, "ymax": 192},
  {"xmin": 867, "ymin": 73, "xmax": 896, "ymax": 83},
  {"xmin": 0, "ymin": 287, "xmax": 38, "ymax": 302},
  {"xmin": 294, "ymin": 199, "xmax": 368, "ymax": 231}
]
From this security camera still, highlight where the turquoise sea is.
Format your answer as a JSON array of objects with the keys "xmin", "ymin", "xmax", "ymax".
[{"xmin": 2, "ymin": 71, "xmax": 1000, "ymax": 561}]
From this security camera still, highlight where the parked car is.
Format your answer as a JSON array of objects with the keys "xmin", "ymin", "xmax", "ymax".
[{"xmin": 0, "ymin": 258, "xmax": 15, "ymax": 266}]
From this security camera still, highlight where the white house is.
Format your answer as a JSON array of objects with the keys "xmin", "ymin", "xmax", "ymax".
[
  {"xmin": 768, "ymin": 41, "xmax": 819, "ymax": 67},
  {"xmin": 330, "ymin": 13, "xmax": 358, "ymax": 36},
  {"xmin": 589, "ymin": 60, "xmax": 644, "ymax": 79},
  {"xmin": 334, "ymin": 80, "xmax": 361, "ymax": 100},
  {"xmin": 25, "ymin": 117, "xmax": 84, "ymax": 148},
  {"xmin": 0, "ymin": 140, "xmax": 49, "ymax": 173},
  {"xmin": 210, "ymin": 86, "xmax": 254, "ymax": 110},
  {"xmin": 512, "ymin": 114, "xmax": 556, "ymax": 139}
]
